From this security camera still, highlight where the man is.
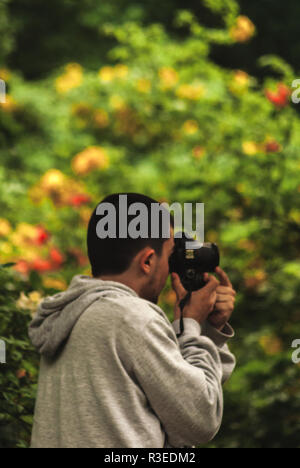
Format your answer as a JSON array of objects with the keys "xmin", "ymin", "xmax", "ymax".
[{"xmin": 29, "ymin": 193, "xmax": 236, "ymax": 448}]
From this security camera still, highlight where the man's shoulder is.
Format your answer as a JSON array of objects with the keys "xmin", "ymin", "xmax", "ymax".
[{"xmin": 83, "ymin": 292, "xmax": 167, "ymax": 333}]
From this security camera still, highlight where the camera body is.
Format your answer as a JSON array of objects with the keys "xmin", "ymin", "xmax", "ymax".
[{"xmin": 169, "ymin": 232, "xmax": 220, "ymax": 292}]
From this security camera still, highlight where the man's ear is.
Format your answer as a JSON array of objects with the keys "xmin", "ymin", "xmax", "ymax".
[{"xmin": 139, "ymin": 247, "xmax": 155, "ymax": 273}]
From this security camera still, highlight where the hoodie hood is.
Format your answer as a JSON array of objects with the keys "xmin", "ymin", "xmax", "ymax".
[{"xmin": 28, "ymin": 275, "xmax": 139, "ymax": 359}]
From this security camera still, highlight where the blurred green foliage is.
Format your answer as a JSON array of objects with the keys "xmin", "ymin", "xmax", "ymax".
[{"xmin": 0, "ymin": 0, "xmax": 300, "ymax": 448}]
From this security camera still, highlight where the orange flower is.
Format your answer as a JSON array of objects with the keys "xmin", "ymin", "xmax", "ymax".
[
  {"xmin": 72, "ymin": 146, "xmax": 109, "ymax": 176},
  {"xmin": 159, "ymin": 67, "xmax": 179, "ymax": 89},
  {"xmin": 79, "ymin": 207, "xmax": 92, "ymax": 227},
  {"xmin": 31, "ymin": 258, "xmax": 53, "ymax": 273},
  {"xmin": 193, "ymin": 146, "xmax": 206, "ymax": 160},
  {"xmin": 49, "ymin": 247, "xmax": 65, "ymax": 267},
  {"xmin": 164, "ymin": 289, "xmax": 177, "ymax": 306},
  {"xmin": 0, "ymin": 95, "xmax": 17, "ymax": 112},
  {"xmin": 14, "ymin": 260, "xmax": 31, "ymax": 276},
  {"xmin": 93, "ymin": 109, "xmax": 109, "ymax": 128},
  {"xmin": 40, "ymin": 169, "xmax": 66, "ymax": 191},
  {"xmin": 16, "ymin": 369, "xmax": 27, "ymax": 379},
  {"xmin": 230, "ymin": 16, "xmax": 255, "ymax": 42},
  {"xmin": 30, "ymin": 169, "xmax": 91, "ymax": 208}
]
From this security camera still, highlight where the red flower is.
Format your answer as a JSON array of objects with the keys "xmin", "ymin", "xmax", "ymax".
[
  {"xmin": 265, "ymin": 83, "xmax": 290, "ymax": 108},
  {"xmin": 49, "ymin": 247, "xmax": 64, "ymax": 267},
  {"xmin": 35, "ymin": 226, "xmax": 50, "ymax": 245},
  {"xmin": 31, "ymin": 258, "xmax": 53, "ymax": 273},
  {"xmin": 265, "ymin": 141, "xmax": 282, "ymax": 153},
  {"xmin": 68, "ymin": 194, "xmax": 91, "ymax": 207}
]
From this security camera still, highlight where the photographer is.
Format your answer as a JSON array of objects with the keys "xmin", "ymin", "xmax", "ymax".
[{"xmin": 29, "ymin": 193, "xmax": 236, "ymax": 448}]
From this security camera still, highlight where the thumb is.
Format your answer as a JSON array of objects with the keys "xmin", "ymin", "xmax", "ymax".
[
  {"xmin": 203, "ymin": 274, "xmax": 220, "ymax": 293},
  {"xmin": 171, "ymin": 272, "xmax": 188, "ymax": 302}
]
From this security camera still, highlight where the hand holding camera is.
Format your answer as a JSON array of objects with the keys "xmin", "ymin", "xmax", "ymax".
[
  {"xmin": 171, "ymin": 272, "xmax": 220, "ymax": 324},
  {"xmin": 169, "ymin": 232, "xmax": 236, "ymax": 333}
]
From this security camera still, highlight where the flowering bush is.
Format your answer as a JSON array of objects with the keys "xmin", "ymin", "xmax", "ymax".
[{"xmin": 1, "ymin": 0, "xmax": 300, "ymax": 448}]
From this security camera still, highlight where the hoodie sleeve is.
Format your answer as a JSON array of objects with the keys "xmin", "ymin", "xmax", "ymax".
[
  {"xmin": 172, "ymin": 318, "xmax": 236, "ymax": 384},
  {"xmin": 132, "ymin": 314, "xmax": 235, "ymax": 448}
]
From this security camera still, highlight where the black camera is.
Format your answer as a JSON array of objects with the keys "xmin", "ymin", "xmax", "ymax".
[{"xmin": 169, "ymin": 232, "xmax": 220, "ymax": 292}]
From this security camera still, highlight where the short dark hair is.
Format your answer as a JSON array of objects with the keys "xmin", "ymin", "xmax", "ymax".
[{"xmin": 87, "ymin": 193, "xmax": 174, "ymax": 277}]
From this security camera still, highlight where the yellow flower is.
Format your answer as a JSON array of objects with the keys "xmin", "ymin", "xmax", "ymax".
[
  {"xmin": 0, "ymin": 219, "xmax": 12, "ymax": 237},
  {"xmin": 56, "ymin": 63, "xmax": 83, "ymax": 94},
  {"xmin": 182, "ymin": 120, "xmax": 199, "ymax": 135},
  {"xmin": 0, "ymin": 94, "xmax": 17, "ymax": 112},
  {"xmin": 0, "ymin": 241, "xmax": 13, "ymax": 255},
  {"xmin": 11, "ymin": 223, "xmax": 38, "ymax": 247},
  {"xmin": 136, "ymin": 79, "xmax": 152, "ymax": 94},
  {"xmin": 109, "ymin": 95, "xmax": 126, "ymax": 110},
  {"xmin": 93, "ymin": 109, "xmax": 109, "ymax": 128},
  {"xmin": 0, "ymin": 68, "xmax": 11, "ymax": 82},
  {"xmin": 40, "ymin": 169, "xmax": 66, "ymax": 191},
  {"xmin": 17, "ymin": 291, "xmax": 43, "ymax": 315},
  {"xmin": 234, "ymin": 70, "xmax": 250, "ymax": 86},
  {"xmin": 114, "ymin": 64, "xmax": 128, "ymax": 79},
  {"xmin": 176, "ymin": 83, "xmax": 205, "ymax": 100},
  {"xmin": 42, "ymin": 277, "xmax": 67, "ymax": 291},
  {"xmin": 99, "ymin": 66, "xmax": 115, "ymax": 82},
  {"xmin": 242, "ymin": 141, "xmax": 262, "ymax": 155},
  {"xmin": 230, "ymin": 16, "xmax": 255, "ymax": 43},
  {"xmin": 72, "ymin": 147, "xmax": 109, "ymax": 176},
  {"xmin": 259, "ymin": 335, "xmax": 283, "ymax": 355},
  {"xmin": 159, "ymin": 67, "xmax": 179, "ymax": 89},
  {"xmin": 229, "ymin": 70, "xmax": 250, "ymax": 95},
  {"xmin": 31, "ymin": 169, "xmax": 67, "ymax": 206}
]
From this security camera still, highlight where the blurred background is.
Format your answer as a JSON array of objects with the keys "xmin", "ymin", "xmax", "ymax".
[{"xmin": 0, "ymin": 0, "xmax": 300, "ymax": 448}]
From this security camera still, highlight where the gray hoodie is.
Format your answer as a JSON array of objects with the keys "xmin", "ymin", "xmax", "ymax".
[{"xmin": 29, "ymin": 275, "xmax": 236, "ymax": 448}]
